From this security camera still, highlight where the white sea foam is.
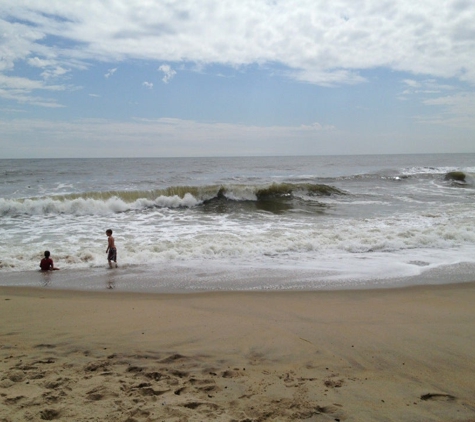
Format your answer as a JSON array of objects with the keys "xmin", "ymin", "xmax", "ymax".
[
  {"xmin": 2, "ymin": 203, "xmax": 475, "ymax": 277},
  {"xmin": 0, "ymin": 194, "xmax": 200, "ymax": 217},
  {"xmin": 2, "ymin": 154, "xmax": 475, "ymax": 290}
]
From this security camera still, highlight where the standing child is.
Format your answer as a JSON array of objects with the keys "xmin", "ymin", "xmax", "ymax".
[
  {"xmin": 106, "ymin": 229, "xmax": 118, "ymax": 268},
  {"xmin": 39, "ymin": 250, "xmax": 60, "ymax": 271}
]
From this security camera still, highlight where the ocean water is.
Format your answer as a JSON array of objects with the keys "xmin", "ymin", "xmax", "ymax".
[{"xmin": 1, "ymin": 154, "xmax": 475, "ymax": 292}]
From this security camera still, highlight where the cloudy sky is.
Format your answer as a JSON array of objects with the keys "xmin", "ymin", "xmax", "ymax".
[{"xmin": 1, "ymin": 0, "xmax": 475, "ymax": 158}]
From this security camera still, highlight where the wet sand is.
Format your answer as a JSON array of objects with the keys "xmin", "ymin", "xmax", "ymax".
[{"xmin": 1, "ymin": 282, "xmax": 475, "ymax": 421}]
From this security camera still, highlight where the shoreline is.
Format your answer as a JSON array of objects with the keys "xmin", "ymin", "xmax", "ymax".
[
  {"xmin": 1, "ymin": 281, "xmax": 475, "ymax": 420},
  {"xmin": 2, "ymin": 276, "xmax": 475, "ymax": 295},
  {"xmin": 2, "ymin": 260, "xmax": 475, "ymax": 294}
]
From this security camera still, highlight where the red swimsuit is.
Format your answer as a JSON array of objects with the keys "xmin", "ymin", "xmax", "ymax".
[{"xmin": 40, "ymin": 258, "xmax": 54, "ymax": 271}]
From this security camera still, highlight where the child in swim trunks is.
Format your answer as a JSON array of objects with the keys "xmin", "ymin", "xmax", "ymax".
[
  {"xmin": 39, "ymin": 250, "xmax": 60, "ymax": 271},
  {"xmin": 106, "ymin": 229, "xmax": 118, "ymax": 268}
]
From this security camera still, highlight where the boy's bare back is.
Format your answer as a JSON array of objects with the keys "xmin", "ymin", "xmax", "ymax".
[{"xmin": 105, "ymin": 229, "xmax": 118, "ymax": 268}]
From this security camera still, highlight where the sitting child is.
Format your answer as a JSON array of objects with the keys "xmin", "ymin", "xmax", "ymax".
[{"xmin": 39, "ymin": 250, "xmax": 60, "ymax": 271}]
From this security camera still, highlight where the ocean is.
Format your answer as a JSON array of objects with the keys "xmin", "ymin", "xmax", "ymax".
[{"xmin": 1, "ymin": 154, "xmax": 474, "ymax": 292}]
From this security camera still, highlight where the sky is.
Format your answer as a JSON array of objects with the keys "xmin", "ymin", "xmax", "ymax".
[{"xmin": 1, "ymin": 0, "xmax": 475, "ymax": 158}]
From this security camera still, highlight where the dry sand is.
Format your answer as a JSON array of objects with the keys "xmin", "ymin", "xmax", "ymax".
[{"xmin": 1, "ymin": 282, "xmax": 475, "ymax": 421}]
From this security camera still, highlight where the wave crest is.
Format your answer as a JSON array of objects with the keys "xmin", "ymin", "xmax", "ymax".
[{"xmin": 1, "ymin": 183, "xmax": 343, "ymax": 216}]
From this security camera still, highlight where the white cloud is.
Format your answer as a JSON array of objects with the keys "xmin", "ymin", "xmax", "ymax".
[
  {"xmin": 1, "ymin": 116, "xmax": 472, "ymax": 158},
  {"xmin": 0, "ymin": 89, "xmax": 64, "ymax": 108},
  {"xmin": 105, "ymin": 68, "xmax": 117, "ymax": 78},
  {"xmin": 1, "ymin": 0, "xmax": 475, "ymax": 135},
  {"xmin": 158, "ymin": 65, "xmax": 176, "ymax": 83},
  {"xmin": 398, "ymin": 78, "xmax": 459, "ymax": 102},
  {"xmin": 1, "ymin": 0, "xmax": 475, "ymax": 86},
  {"xmin": 41, "ymin": 66, "xmax": 70, "ymax": 79},
  {"xmin": 290, "ymin": 69, "xmax": 367, "ymax": 86},
  {"xmin": 0, "ymin": 18, "xmax": 46, "ymax": 72},
  {"xmin": 0, "ymin": 74, "xmax": 64, "ymax": 92},
  {"xmin": 419, "ymin": 92, "xmax": 475, "ymax": 129},
  {"xmin": 403, "ymin": 79, "xmax": 456, "ymax": 93},
  {"xmin": 403, "ymin": 79, "xmax": 420, "ymax": 88},
  {"xmin": 0, "ymin": 117, "xmax": 340, "ymax": 157},
  {"xmin": 0, "ymin": 74, "xmax": 66, "ymax": 107},
  {"xmin": 0, "ymin": 107, "xmax": 26, "ymax": 113},
  {"xmin": 27, "ymin": 57, "xmax": 57, "ymax": 68},
  {"xmin": 300, "ymin": 122, "xmax": 336, "ymax": 131}
]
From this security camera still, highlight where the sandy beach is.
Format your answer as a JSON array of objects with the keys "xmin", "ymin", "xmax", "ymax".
[{"xmin": 1, "ymin": 282, "xmax": 475, "ymax": 421}]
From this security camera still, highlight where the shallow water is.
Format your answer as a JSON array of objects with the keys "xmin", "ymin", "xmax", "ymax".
[{"xmin": 1, "ymin": 154, "xmax": 475, "ymax": 292}]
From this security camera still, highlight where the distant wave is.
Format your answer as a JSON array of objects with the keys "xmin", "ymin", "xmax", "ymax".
[
  {"xmin": 336, "ymin": 167, "xmax": 475, "ymax": 185},
  {"xmin": 0, "ymin": 182, "xmax": 344, "ymax": 216}
]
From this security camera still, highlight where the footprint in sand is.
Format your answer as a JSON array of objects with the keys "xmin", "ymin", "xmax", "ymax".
[
  {"xmin": 85, "ymin": 385, "xmax": 118, "ymax": 401},
  {"xmin": 221, "ymin": 369, "xmax": 242, "ymax": 378},
  {"xmin": 420, "ymin": 393, "xmax": 456, "ymax": 401},
  {"xmin": 133, "ymin": 383, "xmax": 169, "ymax": 397},
  {"xmin": 144, "ymin": 371, "xmax": 164, "ymax": 381},
  {"xmin": 39, "ymin": 408, "xmax": 61, "ymax": 420},
  {"xmin": 159, "ymin": 353, "xmax": 188, "ymax": 364},
  {"xmin": 84, "ymin": 360, "xmax": 110, "ymax": 373},
  {"xmin": 324, "ymin": 376, "xmax": 344, "ymax": 388},
  {"xmin": 181, "ymin": 401, "xmax": 220, "ymax": 410}
]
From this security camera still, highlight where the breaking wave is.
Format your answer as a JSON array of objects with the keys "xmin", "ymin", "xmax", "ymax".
[{"xmin": 0, "ymin": 182, "xmax": 344, "ymax": 216}]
